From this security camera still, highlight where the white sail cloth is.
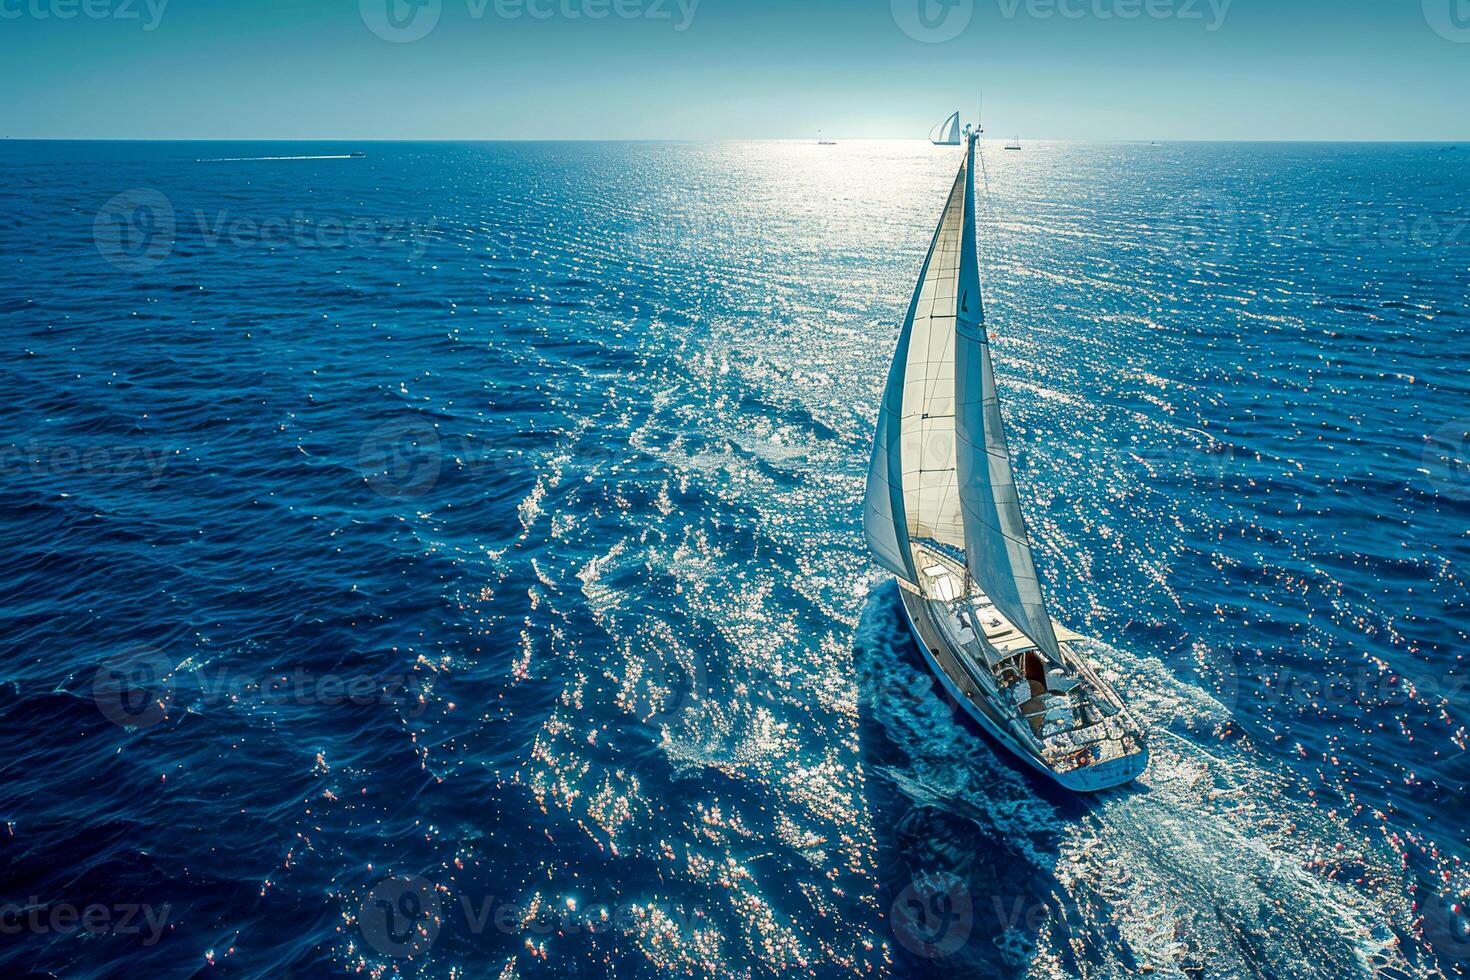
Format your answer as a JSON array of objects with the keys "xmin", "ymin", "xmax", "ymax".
[
  {"xmin": 864, "ymin": 136, "xmax": 1064, "ymax": 663},
  {"xmin": 930, "ymin": 112, "xmax": 961, "ymax": 146},
  {"xmin": 863, "ymin": 164, "xmax": 968, "ymax": 583}
]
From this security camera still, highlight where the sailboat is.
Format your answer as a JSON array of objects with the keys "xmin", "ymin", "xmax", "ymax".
[
  {"xmin": 929, "ymin": 111, "xmax": 962, "ymax": 146},
  {"xmin": 1004, "ymin": 136, "xmax": 1021, "ymax": 151},
  {"xmin": 863, "ymin": 123, "xmax": 1148, "ymax": 792}
]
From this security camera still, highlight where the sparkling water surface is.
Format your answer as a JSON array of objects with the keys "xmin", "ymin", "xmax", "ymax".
[{"xmin": 1, "ymin": 139, "xmax": 1467, "ymax": 978}]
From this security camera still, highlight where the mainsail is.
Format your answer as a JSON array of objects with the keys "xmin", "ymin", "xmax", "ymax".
[
  {"xmin": 864, "ymin": 132, "xmax": 1064, "ymax": 662},
  {"xmin": 863, "ymin": 163, "xmax": 968, "ymax": 583},
  {"xmin": 930, "ymin": 111, "xmax": 961, "ymax": 146}
]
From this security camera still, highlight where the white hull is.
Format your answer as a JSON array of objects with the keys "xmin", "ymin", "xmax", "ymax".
[{"xmin": 895, "ymin": 585, "xmax": 1148, "ymax": 792}]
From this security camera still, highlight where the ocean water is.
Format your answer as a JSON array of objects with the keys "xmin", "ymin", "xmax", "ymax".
[{"xmin": 1, "ymin": 139, "xmax": 1467, "ymax": 979}]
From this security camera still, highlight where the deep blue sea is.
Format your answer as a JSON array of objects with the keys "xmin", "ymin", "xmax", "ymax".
[{"xmin": 1, "ymin": 139, "xmax": 1467, "ymax": 979}]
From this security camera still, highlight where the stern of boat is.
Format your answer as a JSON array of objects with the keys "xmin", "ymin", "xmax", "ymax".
[
  {"xmin": 893, "ymin": 555, "xmax": 1151, "ymax": 794},
  {"xmin": 1050, "ymin": 741, "xmax": 1149, "ymax": 792}
]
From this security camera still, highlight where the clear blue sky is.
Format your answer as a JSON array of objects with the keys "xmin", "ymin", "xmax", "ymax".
[{"xmin": 3, "ymin": 0, "xmax": 1467, "ymax": 139}]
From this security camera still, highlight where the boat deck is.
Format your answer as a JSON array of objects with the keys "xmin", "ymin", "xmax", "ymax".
[{"xmin": 900, "ymin": 546, "xmax": 1146, "ymax": 780}]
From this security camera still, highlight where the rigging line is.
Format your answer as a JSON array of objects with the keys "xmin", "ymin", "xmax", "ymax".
[
  {"xmin": 976, "ymin": 133, "xmax": 992, "ymax": 199},
  {"xmin": 975, "ymin": 135, "xmax": 996, "ymax": 262},
  {"xmin": 974, "ymin": 125, "xmax": 1006, "ymax": 344}
]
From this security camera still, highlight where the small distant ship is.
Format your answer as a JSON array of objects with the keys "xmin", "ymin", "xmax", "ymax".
[
  {"xmin": 930, "ymin": 110, "xmax": 962, "ymax": 146},
  {"xmin": 863, "ymin": 121, "xmax": 1149, "ymax": 792},
  {"xmin": 817, "ymin": 130, "xmax": 837, "ymax": 145},
  {"xmin": 349, "ymin": 151, "xmax": 367, "ymax": 158},
  {"xmin": 1004, "ymin": 136, "xmax": 1021, "ymax": 151}
]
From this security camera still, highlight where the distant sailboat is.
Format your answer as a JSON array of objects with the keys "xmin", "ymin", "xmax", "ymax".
[
  {"xmin": 863, "ymin": 122, "xmax": 1149, "ymax": 792},
  {"xmin": 1004, "ymin": 136, "xmax": 1021, "ymax": 151},
  {"xmin": 818, "ymin": 129, "xmax": 837, "ymax": 145},
  {"xmin": 930, "ymin": 111, "xmax": 962, "ymax": 146}
]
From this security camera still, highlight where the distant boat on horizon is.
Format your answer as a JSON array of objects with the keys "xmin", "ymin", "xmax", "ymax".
[
  {"xmin": 930, "ymin": 111, "xmax": 962, "ymax": 146},
  {"xmin": 817, "ymin": 130, "xmax": 837, "ymax": 145},
  {"xmin": 863, "ymin": 122, "xmax": 1149, "ymax": 793},
  {"xmin": 1004, "ymin": 136, "xmax": 1021, "ymax": 151}
]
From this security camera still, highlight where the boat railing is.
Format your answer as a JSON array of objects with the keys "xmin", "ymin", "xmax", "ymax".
[{"xmin": 1041, "ymin": 719, "xmax": 1141, "ymax": 768}]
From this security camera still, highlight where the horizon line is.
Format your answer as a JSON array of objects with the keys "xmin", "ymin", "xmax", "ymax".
[{"xmin": 3, "ymin": 136, "xmax": 1467, "ymax": 144}]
